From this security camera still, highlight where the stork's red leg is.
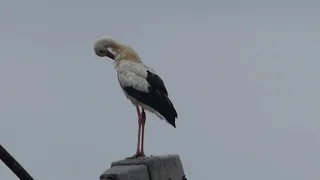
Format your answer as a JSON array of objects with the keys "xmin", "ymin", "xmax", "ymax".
[
  {"xmin": 126, "ymin": 105, "xmax": 144, "ymax": 159},
  {"xmin": 135, "ymin": 122, "xmax": 141, "ymax": 153},
  {"xmin": 140, "ymin": 109, "xmax": 146, "ymax": 157},
  {"xmin": 135, "ymin": 105, "xmax": 141, "ymax": 154}
]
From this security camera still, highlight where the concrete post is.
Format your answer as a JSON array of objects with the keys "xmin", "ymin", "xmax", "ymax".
[{"xmin": 100, "ymin": 154, "xmax": 186, "ymax": 180}]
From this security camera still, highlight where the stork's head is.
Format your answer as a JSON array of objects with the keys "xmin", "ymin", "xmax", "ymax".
[
  {"xmin": 93, "ymin": 37, "xmax": 122, "ymax": 60},
  {"xmin": 93, "ymin": 37, "xmax": 142, "ymax": 66}
]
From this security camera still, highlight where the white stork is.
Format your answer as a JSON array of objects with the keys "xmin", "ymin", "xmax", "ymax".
[{"xmin": 93, "ymin": 37, "xmax": 178, "ymax": 158}]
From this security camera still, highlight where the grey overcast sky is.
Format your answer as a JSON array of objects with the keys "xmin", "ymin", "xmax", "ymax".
[{"xmin": 1, "ymin": 0, "xmax": 320, "ymax": 179}]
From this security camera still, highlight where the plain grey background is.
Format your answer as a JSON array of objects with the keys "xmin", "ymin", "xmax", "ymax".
[{"xmin": 1, "ymin": 0, "xmax": 320, "ymax": 179}]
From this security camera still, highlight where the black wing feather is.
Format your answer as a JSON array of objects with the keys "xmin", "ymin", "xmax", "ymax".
[
  {"xmin": 122, "ymin": 70, "xmax": 177, "ymax": 128},
  {"xmin": 123, "ymin": 86, "xmax": 177, "ymax": 128},
  {"xmin": 146, "ymin": 70, "xmax": 168, "ymax": 96}
]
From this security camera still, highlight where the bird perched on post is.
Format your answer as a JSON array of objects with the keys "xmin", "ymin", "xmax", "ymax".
[{"xmin": 93, "ymin": 37, "xmax": 178, "ymax": 158}]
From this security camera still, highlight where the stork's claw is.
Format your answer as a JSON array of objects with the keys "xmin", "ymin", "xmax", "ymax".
[{"xmin": 125, "ymin": 152, "xmax": 146, "ymax": 159}]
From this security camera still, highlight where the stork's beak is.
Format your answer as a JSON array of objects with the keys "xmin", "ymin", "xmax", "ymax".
[{"xmin": 106, "ymin": 50, "xmax": 115, "ymax": 60}]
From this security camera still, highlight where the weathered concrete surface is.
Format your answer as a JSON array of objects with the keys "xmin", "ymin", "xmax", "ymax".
[
  {"xmin": 100, "ymin": 165, "xmax": 148, "ymax": 180},
  {"xmin": 100, "ymin": 154, "xmax": 186, "ymax": 180}
]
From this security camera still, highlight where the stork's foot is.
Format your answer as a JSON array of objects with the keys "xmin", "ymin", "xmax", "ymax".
[{"xmin": 125, "ymin": 152, "xmax": 146, "ymax": 159}]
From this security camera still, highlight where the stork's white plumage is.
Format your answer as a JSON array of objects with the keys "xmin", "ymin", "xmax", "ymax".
[{"xmin": 93, "ymin": 37, "xmax": 178, "ymax": 158}]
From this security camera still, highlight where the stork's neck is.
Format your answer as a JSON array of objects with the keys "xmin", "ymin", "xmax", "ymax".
[
  {"xmin": 115, "ymin": 59, "xmax": 145, "ymax": 71},
  {"xmin": 114, "ymin": 48, "xmax": 142, "ymax": 68}
]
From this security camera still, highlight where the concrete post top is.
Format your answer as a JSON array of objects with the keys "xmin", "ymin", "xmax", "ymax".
[
  {"xmin": 100, "ymin": 154, "xmax": 186, "ymax": 180},
  {"xmin": 111, "ymin": 154, "xmax": 180, "ymax": 166}
]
